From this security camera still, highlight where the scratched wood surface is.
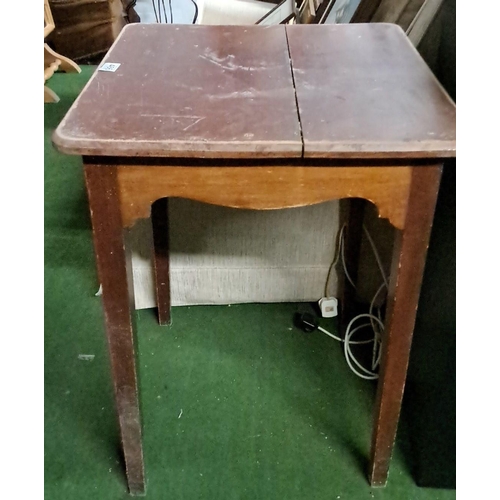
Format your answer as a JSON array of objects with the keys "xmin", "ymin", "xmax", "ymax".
[
  {"xmin": 286, "ymin": 24, "xmax": 456, "ymax": 159},
  {"xmin": 52, "ymin": 24, "xmax": 302, "ymax": 158}
]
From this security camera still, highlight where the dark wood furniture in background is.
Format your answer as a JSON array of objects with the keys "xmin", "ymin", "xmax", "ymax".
[
  {"xmin": 47, "ymin": 0, "xmax": 135, "ymax": 61},
  {"xmin": 53, "ymin": 23, "xmax": 456, "ymax": 495}
]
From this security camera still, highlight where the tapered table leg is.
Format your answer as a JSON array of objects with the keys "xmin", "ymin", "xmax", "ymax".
[
  {"xmin": 369, "ymin": 165, "xmax": 443, "ymax": 486},
  {"xmin": 152, "ymin": 197, "xmax": 171, "ymax": 326},
  {"xmin": 84, "ymin": 163, "xmax": 146, "ymax": 495}
]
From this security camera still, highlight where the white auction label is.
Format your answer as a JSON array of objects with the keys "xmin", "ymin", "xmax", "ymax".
[{"xmin": 99, "ymin": 63, "xmax": 121, "ymax": 72}]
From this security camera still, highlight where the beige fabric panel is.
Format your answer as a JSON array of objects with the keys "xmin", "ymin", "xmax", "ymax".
[{"xmin": 129, "ymin": 200, "xmax": 340, "ymax": 308}]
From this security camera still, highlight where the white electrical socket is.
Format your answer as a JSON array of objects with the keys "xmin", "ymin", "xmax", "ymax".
[{"xmin": 318, "ymin": 297, "xmax": 338, "ymax": 318}]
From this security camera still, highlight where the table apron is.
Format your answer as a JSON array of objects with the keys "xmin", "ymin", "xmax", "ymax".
[{"xmin": 112, "ymin": 164, "xmax": 414, "ymax": 230}]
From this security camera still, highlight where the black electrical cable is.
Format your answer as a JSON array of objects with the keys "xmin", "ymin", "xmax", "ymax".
[
  {"xmin": 151, "ymin": 0, "xmax": 159, "ymax": 22},
  {"xmin": 189, "ymin": 0, "xmax": 198, "ymax": 24},
  {"xmin": 161, "ymin": 0, "xmax": 168, "ymax": 22},
  {"xmin": 169, "ymin": 0, "xmax": 174, "ymax": 23},
  {"xmin": 157, "ymin": 0, "xmax": 163, "ymax": 22}
]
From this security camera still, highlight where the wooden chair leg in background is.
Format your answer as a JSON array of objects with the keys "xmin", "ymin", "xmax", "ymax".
[
  {"xmin": 369, "ymin": 165, "xmax": 443, "ymax": 486},
  {"xmin": 44, "ymin": 43, "xmax": 81, "ymax": 103},
  {"xmin": 44, "ymin": 43, "xmax": 81, "ymax": 74},
  {"xmin": 44, "ymin": 85, "xmax": 60, "ymax": 103},
  {"xmin": 84, "ymin": 164, "xmax": 146, "ymax": 496},
  {"xmin": 152, "ymin": 197, "xmax": 172, "ymax": 326}
]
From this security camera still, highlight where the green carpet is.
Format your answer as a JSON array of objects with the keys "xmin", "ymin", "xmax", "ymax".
[{"xmin": 45, "ymin": 67, "xmax": 456, "ymax": 500}]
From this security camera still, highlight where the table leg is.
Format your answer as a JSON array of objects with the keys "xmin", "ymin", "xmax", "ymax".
[
  {"xmin": 340, "ymin": 198, "xmax": 365, "ymax": 335},
  {"xmin": 84, "ymin": 164, "xmax": 146, "ymax": 495},
  {"xmin": 368, "ymin": 165, "xmax": 442, "ymax": 486},
  {"xmin": 151, "ymin": 198, "xmax": 171, "ymax": 325}
]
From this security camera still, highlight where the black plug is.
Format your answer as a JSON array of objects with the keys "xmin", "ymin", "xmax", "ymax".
[{"xmin": 295, "ymin": 312, "xmax": 319, "ymax": 333}]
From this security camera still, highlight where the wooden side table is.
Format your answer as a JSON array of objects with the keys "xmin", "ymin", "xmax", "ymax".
[{"xmin": 53, "ymin": 23, "xmax": 456, "ymax": 495}]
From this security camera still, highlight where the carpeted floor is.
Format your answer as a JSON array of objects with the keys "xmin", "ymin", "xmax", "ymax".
[{"xmin": 44, "ymin": 67, "xmax": 455, "ymax": 500}]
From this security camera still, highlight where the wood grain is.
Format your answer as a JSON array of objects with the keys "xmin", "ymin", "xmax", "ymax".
[
  {"xmin": 369, "ymin": 164, "xmax": 443, "ymax": 486},
  {"xmin": 115, "ymin": 164, "xmax": 412, "ymax": 230},
  {"xmin": 84, "ymin": 163, "xmax": 146, "ymax": 495}
]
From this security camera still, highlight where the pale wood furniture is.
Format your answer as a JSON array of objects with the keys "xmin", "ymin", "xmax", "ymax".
[
  {"xmin": 53, "ymin": 23, "xmax": 456, "ymax": 495},
  {"xmin": 44, "ymin": 0, "xmax": 81, "ymax": 103}
]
